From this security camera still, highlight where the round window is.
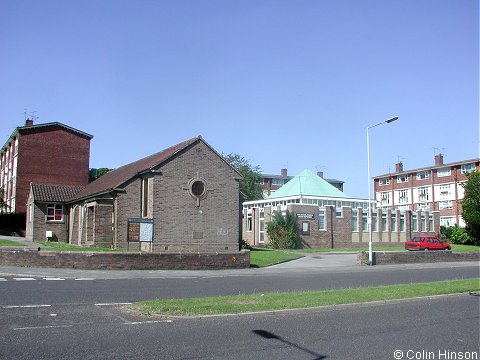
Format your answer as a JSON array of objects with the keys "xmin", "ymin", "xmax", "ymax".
[{"xmin": 190, "ymin": 179, "xmax": 206, "ymax": 197}]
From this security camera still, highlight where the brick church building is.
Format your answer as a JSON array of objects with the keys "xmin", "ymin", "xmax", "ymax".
[{"xmin": 26, "ymin": 136, "xmax": 244, "ymax": 254}]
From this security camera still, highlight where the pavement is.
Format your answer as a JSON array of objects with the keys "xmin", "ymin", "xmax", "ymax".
[{"xmin": 0, "ymin": 235, "xmax": 478, "ymax": 280}]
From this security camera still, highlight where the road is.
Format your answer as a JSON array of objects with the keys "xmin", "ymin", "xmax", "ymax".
[
  {"xmin": 0, "ymin": 258, "xmax": 478, "ymax": 305},
  {"xmin": 1, "ymin": 294, "xmax": 478, "ymax": 360},
  {"xmin": 0, "ymin": 255, "xmax": 478, "ymax": 359}
]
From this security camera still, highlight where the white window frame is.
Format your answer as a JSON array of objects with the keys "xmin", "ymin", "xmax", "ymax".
[
  {"xmin": 397, "ymin": 174, "xmax": 408, "ymax": 183},
  {"xmin": 416, "ymin": 171, "xmax": 430, "ymax": 180},
  {"xmin": 379, "ymin": 178, "xmax": 390, "ymax": 186},
  {"xmin": 461, "ymin": 163, "xmax": 476, "ymax": 174},
  {"xmin": 437, "ymin": 168, "xmax": 451, "ymax": 177},
  {"xmin": 46, "ymin": 204, "xmax": 63, "ymax": 222}
]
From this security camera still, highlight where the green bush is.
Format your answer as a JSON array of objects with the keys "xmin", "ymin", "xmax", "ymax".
[
  {"xmin": 266, "ymin": 210, "xmax": 299, "ymax": 249},
  {"xmin": 443, "ymin": 225, "xmax": 474, "ymax": 245}
]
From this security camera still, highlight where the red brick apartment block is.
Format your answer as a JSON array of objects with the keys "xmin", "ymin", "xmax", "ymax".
[
  {"xmin": 373, "ymin": 154, "xmax": 479, "ymax": 227},
  {"xmin": 0, "ymin": 120, "xmax": 92, "ymax": 214}
]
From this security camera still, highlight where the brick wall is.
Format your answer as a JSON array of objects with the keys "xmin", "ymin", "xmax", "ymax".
[
  {"xmin": 27, "ymin": 202, "xmax": 69, "ymax": 242},
  {"xmin": 0, "ymin": 249, "xmax": 250, "ymax": 269},
  {"xmin": 243, "ymin": 205, "xmax": 440, "ymax": 249},
  {"xmin": 91, "ymin": 141, "xmax": 243, "ymax": 253},
  {"xmin": 357, "ymin": 251, "xmax": 480, "ymax": 265},
  {"xmin": 15, "ymin": 128, "xmax": 90, "ymax": 213}
]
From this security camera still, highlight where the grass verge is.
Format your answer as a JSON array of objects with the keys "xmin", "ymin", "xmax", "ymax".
[
  {"xmin": 131, "ymin": 278, "xmax": 480, "ymax": 317},
  {"xmin": 0, "ymin": 239, "xmax": 24, "ymax": 246},
  {"xmin": 249, "ymin": 248, "xmax": 303, "ymax": 268},
  {"xmin": 290, "ymin": 244, "xmax": 480, "ymax": 253},
  {"xmin": 36, "ymin": 241, "xmax": 133, "ymax": 252}
]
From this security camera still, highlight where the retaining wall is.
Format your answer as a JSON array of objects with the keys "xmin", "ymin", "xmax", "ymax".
[
  {"xmin": 0, "ymin": 249, "xmax": 250, "ymax": 270},
  {"xmin": 357, "ymin": 251, "xmax": 480, "ymax": 265}
]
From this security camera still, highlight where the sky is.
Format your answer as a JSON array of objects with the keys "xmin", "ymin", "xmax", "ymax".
[{"xmin": 1, "ymin": 0, "xmax": 478, "ymax": 199}]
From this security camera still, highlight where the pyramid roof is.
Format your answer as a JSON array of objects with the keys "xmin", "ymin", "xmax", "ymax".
[{"xmin": 267, "ymin": 169, "xmax": 350, "ymax": 199}]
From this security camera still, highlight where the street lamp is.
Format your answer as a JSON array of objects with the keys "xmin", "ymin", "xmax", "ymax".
[{"xmin": 367, "ymin": 116, "xmax": 399, "ymax": 265}]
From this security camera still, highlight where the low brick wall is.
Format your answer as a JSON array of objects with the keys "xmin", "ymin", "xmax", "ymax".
[
  {"xmin": 0, "ymin": 249, "xmax": 250, "ymax": 270},
  {"xmin": 357, "ymin": 251, "xmax": 480, "ymax": 265}
]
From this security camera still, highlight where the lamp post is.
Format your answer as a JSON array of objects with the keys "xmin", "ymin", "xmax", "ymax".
[{"xmin": 367, "ymin": 116, "xmax": 399, "ymax": 265}]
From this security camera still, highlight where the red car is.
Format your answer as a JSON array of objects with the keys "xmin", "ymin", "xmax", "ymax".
[{"xmin": 405, "ymin": 236, "xmax": 451, "ymax": 251}]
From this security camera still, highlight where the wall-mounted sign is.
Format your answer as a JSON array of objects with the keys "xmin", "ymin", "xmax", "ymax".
[
  {"xmin": 127, "ymin": 218, "xmax": 153, "ymax": 242},
  {"xmin": 296, "ymin": 213, "xmax": 315, "ymax": 220}
]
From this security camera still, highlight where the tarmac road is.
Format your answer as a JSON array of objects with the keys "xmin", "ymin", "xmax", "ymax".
[{"xmin": 0, "ymin": 293, "xmax": 478, "ymax": 360}]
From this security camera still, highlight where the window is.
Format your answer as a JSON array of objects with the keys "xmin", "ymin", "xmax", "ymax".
[
  {"xmin": 461, "ymin": 163, "xmax": 476, "ymax": 174},
  {"xmin": 399, "ymin": 214, "xmax": 405, "ymax": 232},
  {"xmin": 381, "ymin": 213, "xmax": 387, "ymax": 232},
  {"xmin": 246, "ymin": 212, "xmax": 252, "ymax": 232},
  {"xmin": 380, "ymin": 192, "xmax": 390, "ymax": 207},
  {"xmin": 440, "ymin": 217, "xmax": 455, "ymax": 227},
  {"xmin": 141, "ymin": 178, "xmax": 150, "ymax": 217},
  {"xmin": 391, "ymin": 213, "xmax": 397, "ymax": 232},
  {"xmin": 437, "ymin": 168, "xmax": 451, "ymax": 177},
  {"xmin": 259, "ymin": 209, "xmax": 265, "ymax": 243},
  {"xmin": 379, "ymin": 178, "xmax": 390, "ymax": 186},
  {"xmin": 428, "ymin": 215, "xmax": 434, "ymax": 232},
  {"xmin": 420, "ymin": 215, "xmax": 426, "ymax": 232},
  {"xmin": 438, "ymin": 201, "xmax": 452, "ymax": 210},
  {"xmin": 318, "ymin": 209, "xmax": 326, "ymax": 230},
  {"xmin": 418, "ymin": 187, "xmax": 429, "ymax": 202},
  {"xmin": 362, "ymin": 212, "xmax": 368, "ymax": 231},
  {"xmin": 416, "ymin": 171, "xmax": 430, "ymax": 180},
  {"xmin": 439, "ymin": 184, "xmax": 451, "ymax": 199},
  {"xmin": 411, "ymin": 213, "xmax": 418, "ymax": 231},
  {"xmin": 272, "ymin": 178, "xmax": 284, "ymax": 185},
  {"xmin": 397, "ymin": 175, "xmax": 408, "ymax": 183},
  {"xmin": 417, "ymin": 203, "xmax": 428, "ymax": 211},
  {"xmin": 398, "ymin": 189, "xmax": 409, "ymax": 204},
  {"xmin": 47, "ymin": 204, "xmax": 63, "ymax": 222},
  {"xmin": 372, "ymin": 213, "xmax": 378, "ymax": 232},
  {"xmin": 352, "ymin": 209, "xmax": 358, "ymax": 231}
]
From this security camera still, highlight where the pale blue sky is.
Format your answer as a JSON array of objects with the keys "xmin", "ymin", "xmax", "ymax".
[{"xmin": 1, "ymin": 0, "xmax": 478, "ymax": 198}]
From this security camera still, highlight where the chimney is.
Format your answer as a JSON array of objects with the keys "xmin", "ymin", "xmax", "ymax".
[
  {"xmin": 395, "ymin": 162, "xmax": 403, "ymax": 173},
  {"xmin": 25, "ymin": 119, "xmax": 34, "ymax": 127},
  {"xmin": 435, "ymin": 153, "xmax": 444, "ymax": 166},
  {"xmin": 280, "ymin": 168, "xmax": 287, "ymax": 177},
  {"xmin": 317, "ymin": 171, "xmax": 324, "ymax": 178}
]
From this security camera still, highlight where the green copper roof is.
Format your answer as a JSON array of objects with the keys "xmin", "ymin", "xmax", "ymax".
[{"xmin": 268, "ymin": 169, "xmax": 350, "ymax": 199}]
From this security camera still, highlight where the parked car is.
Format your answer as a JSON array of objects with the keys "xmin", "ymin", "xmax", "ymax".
[{"xmin": 405, "ymin": 236, "xmax": 451, "ymax": 251}]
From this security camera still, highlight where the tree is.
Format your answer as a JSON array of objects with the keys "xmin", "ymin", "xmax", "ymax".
[
  {"xmin": 0, "ymin": 188, "xmax": 10, "ymax": 213},
  {"xmin": 89, "ymin": 168, "xmax": 111, "ymax": 183},
  {"xmin": 266, "ymin": 210, "xmax": 299, "ymax": 249},
  {"xmin": 223, "ymin": 153, "xmax": 264, "ymax": 201},
  {"xmin": 461, "ymin": 171, "xmax": 480, "ymax": 245}
]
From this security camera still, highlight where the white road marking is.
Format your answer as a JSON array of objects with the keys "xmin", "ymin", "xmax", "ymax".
[
  {"xmin": 14, "ymin": 325, "xmax": 73, "ymax": 331},
  {"xmin": 43, "ymin": 278, "xmax": 65, "ymax": 281},
  {"xmin": 0, "ymin": 278, "xmax": 7, "ymax": 281},
  {"xmin": 94, "ymin": 302, "xmax": 132, "ymax": 306},
  {"xmin": 3, "ymin": 304, "xmax": 51, "ymax": 309},
  {"xmin": 13, "ymin": 277, "xmax": 36, "ymax": 281},
  {"xmin": 74, "ymin": 278, "xmax": 94, "ymax": 281},
  {"xmin": 125, "ymin": 320, "xmax": 173, "ymax": 325}
]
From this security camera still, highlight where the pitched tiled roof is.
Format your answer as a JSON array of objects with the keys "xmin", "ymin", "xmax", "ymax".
[
  {"xmin": 72, "ymin": 136, "xmax": 201, "ymax": 201},
  {"xmin": 268, "ymin": 169, "xmax": 350, "ymax": 199},
  {"xmin": 31, "ymin": 184, "xmax": 85, "ymax": 202}
]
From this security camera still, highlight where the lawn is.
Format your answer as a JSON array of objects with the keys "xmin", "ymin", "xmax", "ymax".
[
  {"xmin": 0, "ymin": 239, "xmax": 24, "ymax": 246},
  {"xmin": 249, "ymin": 248, "xmax": 303, "ymax": 268},
  {"xmin": 130, "ymin": 278, "xmax": 480, "ymax": 317},
  {"xmin": 290, "ymin": 244, "xmax": 480, "ymax": 253},
  {"xmin": 36, "ymin": 241, "xmax": 133, "ymax": 252}
]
